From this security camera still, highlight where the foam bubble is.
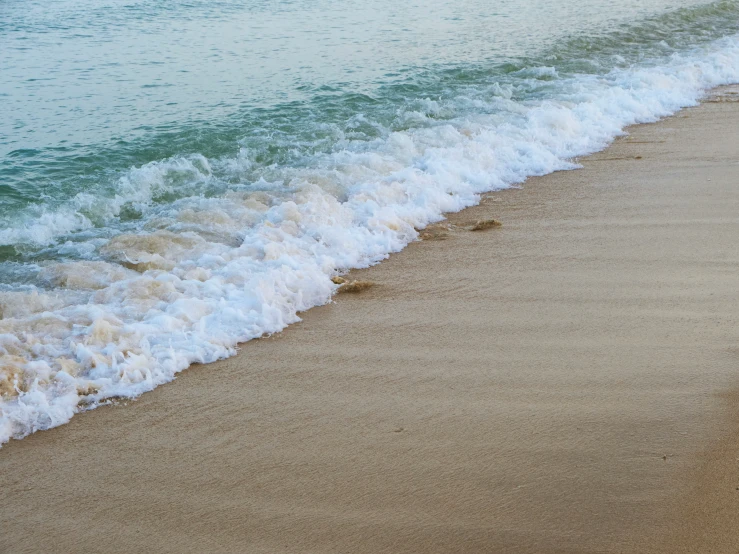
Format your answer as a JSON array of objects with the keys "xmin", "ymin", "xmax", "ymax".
[{"xmin": 38, "ymin": 261, "xmax": 137, "ymax": 290}]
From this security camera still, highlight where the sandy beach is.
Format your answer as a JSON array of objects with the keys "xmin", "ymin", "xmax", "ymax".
[{"xmin": 2, "ymin": 89, "xmax": 739, "ymax": 553}]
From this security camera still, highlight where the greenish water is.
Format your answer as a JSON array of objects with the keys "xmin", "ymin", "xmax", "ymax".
[{"xmin": 2, "ymin": 0, "xmax": 737, "ymax": 261}]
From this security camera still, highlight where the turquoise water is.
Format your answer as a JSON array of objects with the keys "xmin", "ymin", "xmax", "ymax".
[
  {"xmin": 2, "ymin": 0, "xmax": 736, "ymax": 260},
  {"xmin": 1, "ymin": 0, "xmax": 739, "ymax": 443}
]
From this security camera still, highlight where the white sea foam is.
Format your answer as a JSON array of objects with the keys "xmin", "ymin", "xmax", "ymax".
[{"xmin": 2, "ymin": 36, "xmax": 739, "ymax": 444}]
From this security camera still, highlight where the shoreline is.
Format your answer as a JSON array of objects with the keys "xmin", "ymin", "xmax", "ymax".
[{"xmin": 2, "ymin": 88, "xmax": 739, "ymax": 552}]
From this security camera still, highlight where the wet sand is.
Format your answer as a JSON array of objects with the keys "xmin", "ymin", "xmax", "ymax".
[{"xmin": 2, "ymin": 89, "xmax": 739, "ymax": 554}]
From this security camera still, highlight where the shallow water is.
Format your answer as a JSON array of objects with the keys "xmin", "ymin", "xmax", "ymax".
[{"xmin": 1, "ymin": 0, "xmax": 739, "ymax": 443}]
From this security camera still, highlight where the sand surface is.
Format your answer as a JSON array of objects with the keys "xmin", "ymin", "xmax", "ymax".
[{"xmin": 2, "ymin": 90, "xmax": 739, "ymax": 554}]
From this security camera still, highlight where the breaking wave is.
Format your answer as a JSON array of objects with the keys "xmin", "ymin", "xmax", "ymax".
[{"xmin": 1, "ymin": 28, "xmax": 739, "ymax": 444}]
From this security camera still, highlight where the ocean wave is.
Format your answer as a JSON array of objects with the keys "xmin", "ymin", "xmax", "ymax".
[{"xmin": 2, "ymin": 34, "xmax": 739, "ymax": 445}]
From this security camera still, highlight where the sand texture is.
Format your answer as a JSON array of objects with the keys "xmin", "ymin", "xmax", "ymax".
[{"xmin": 2, "ymin": 90, "xmax": 739, "ymax": 553}]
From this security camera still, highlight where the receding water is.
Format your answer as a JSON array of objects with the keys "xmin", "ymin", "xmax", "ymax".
[{"xmin": 1, "ymin": 0, "xmax": 738, "ymax": 443}]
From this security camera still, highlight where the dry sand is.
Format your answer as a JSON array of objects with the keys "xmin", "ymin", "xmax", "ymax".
[{"xmin": 2, "ymin": 90, "xmax": 739, "ymax": 554}]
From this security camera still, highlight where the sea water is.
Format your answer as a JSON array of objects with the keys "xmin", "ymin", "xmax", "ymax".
[{"xmin": 1, "ymin": 0, "xmax": 739, "ymax": 444}]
